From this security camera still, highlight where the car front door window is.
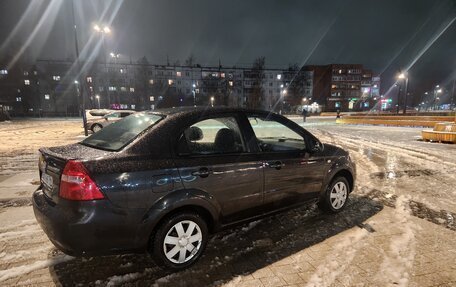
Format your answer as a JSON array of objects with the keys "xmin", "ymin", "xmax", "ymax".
[{"xmin": 248, "ymin": 117, "xmax": 306, "ymax": 152}]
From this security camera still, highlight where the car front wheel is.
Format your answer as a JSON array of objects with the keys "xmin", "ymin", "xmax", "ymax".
[
  {"xmin": 91, "ymin": 124, "xmax": 102, "ymax": 133},
  {"xmin": 319, "ymin": 176, "xmax": 350, "ymax": 213},
  {"xmin": 150, "ymin": 212, "xmax": 208, "ymax": 270}
]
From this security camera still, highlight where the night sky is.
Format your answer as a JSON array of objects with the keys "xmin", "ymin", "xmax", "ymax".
[{"xmin": 0, "ymin": 0, "xmax": 455, "ymax": 96}]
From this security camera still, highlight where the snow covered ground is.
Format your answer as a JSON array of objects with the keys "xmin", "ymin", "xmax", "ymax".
[{"xmin": 0, "ymin": 117, "xmax": 455, "ymax": 286}]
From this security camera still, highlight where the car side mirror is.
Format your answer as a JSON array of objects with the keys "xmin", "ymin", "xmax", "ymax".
[{"xmin": 311, "ymin": 139, "xmax": 323, "ymax": 153}]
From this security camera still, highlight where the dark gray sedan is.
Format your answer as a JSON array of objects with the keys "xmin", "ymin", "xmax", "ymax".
[{"xmin": 33, "ymin": 107, "xmax": 355, "ymax": 270}]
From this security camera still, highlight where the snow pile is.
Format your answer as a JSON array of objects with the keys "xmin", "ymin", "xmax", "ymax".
[
  {"xmin": 0, "ymin": 254, "xmax": 74, "ymax": 283},
  {"xmin": 106, "ymin": 272, "xmax": 143, "ymax": 287}
]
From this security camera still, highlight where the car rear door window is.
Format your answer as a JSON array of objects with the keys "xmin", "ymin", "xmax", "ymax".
[
  {"xmin": 177, "ymin": 117, "xmax": 246, "ymax": 155},
  {"xmin": 248, "ymin": 116, "xmax": 306, "ymax": 152}
]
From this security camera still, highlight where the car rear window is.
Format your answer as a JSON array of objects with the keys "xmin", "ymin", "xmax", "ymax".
[{"xmin": 81, "ymin": 113, "xmax": 164, "ymax": 151}]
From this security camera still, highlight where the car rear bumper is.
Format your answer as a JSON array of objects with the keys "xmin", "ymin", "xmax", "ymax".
[{"xmin": 33, "ymin": 189, "xmax": 149, "ymax": 256}]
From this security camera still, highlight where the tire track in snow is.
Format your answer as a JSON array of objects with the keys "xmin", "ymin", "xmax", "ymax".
[
  {"xmin": 373, "ymin": 195, "xmax": 417, "ymax": 287},
  {"xmin": 304, "ymin": 228, "xmax": 370, "ymax": 287}
]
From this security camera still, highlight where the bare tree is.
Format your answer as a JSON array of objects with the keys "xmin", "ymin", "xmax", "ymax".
[
  {"xmin": 285, "ymin": 63, "xmax": 307, "ymax": 107},
  {"xmin": 136, "ymin": 56, "xmax": 150, "ymax": 109},
  {"xmin": 184, "ymin": 54, "xmax": 196, "ymax": 67},
  {"xmin": 247, "ymin": 56, "xmax": 265, "ymax": 109}
]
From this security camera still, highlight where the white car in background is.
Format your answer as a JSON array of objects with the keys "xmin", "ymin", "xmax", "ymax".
[{"xmin": 85, "ymin": 110, "xmax": 135, "ymax": 133}]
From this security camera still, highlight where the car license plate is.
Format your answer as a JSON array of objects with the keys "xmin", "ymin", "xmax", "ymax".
[{"xmin": 42, "ymin": 173, "xmax": 53, "ymax": 189}]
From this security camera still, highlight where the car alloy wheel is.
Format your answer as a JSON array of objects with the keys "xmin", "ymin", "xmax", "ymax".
[
  {"xmin": 92, "ymin": 124, "xmax": 102, "ymax": 133},
  {"xmin": 330, "ymin": 181, "xmax": 347, "ymax": 210},
  {"xmin": 163, "ymin": 220, "xmax": 203, "ymax": 264},
  {"xmin": 318, "ymin": 176, "xmax": 350, "ymax": 213},
  {"xmin": 151, "ymin": 212, "xmax": 208, "ymax": 270}
]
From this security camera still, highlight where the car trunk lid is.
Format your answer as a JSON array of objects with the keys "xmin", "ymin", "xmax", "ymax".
[{"xmin": 39, "ymin": 143, "xmax": 113, "ymax": 203}]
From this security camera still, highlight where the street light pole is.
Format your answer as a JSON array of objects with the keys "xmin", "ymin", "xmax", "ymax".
[
  {"xmin": 94, "ymin": 24, "xmax": 112, "ymax": 108},
  {"xmin": 71, "ymin": 0, "xmax": 88, "ymax": 136},
  {"xmin": 397, "ymin": 72, "xmax": 408, "ymax": 115},
  {"xmin": 403, "ymin": 77, "xmax": 408, "ymax": 114}
]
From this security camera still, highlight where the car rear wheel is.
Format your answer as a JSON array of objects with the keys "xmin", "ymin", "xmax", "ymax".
[
  {"xmin": 150, "ymin": 212, "xmax": 208, "ymax": 270},
  {"xmin": 318, "ymin": 176, "xmax": 349, "ymax": 213},
  {"xmin": 91, "ymin": 124, "xmax": 102, "ymax": 133}
]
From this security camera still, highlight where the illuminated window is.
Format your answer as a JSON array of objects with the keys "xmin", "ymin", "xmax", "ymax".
[
  {"xmin": 120, "ymin": 87, "xmax": 127, "ymax": 92},
  {"xmin": 338, "ymin": 69, "xmax": 342, "ymax": 74},
  {"xmin": 168, "ymin": 79, "xmax": 173, "ymax": 85},
  {"xmin": 53, "ymin": 75, "xmax": 60, "ymax": 81},
  {"xmin": 277, "ymin": 74, "xmax": 282, "ymax": 80},
  {"xmin": 195, "ymin": 88, "xmax": 200, "ymax": 94},
  {"xmin": 44, "ymin": 94, "xmax": 50, "ymax": 100},
  {"xmin": 23, "ymin": 71, "xmax": 29, "ymax": 76},
  {"xmin": 150, "ymin": 96, "xmax": 155, "ymax": 102},
  {"xmin": 24, "ymin": 79, "xmax": 30, "ymax": 85},
  {"xmin": 130, "ymin": 87, "xmax": 135, "ymax": 92},
  {"xmin": 89, "ymin": 86, "xmax": 93, "ymax": 92},
  {"xmin": 86, "ymin": 77, "xmax": 92, "ymax": 83},
  {"xmin": 229, "ymin": 81, "xmax": 233, "ymax": 86},
  {"xmin": 109, "ymin": 86, "xmax": 116, "ymax": 91},
  {"xmin": 176, "ymin": 71, "xmax": 182, "ymax": 77},
  {"xmin": 120, "ymin": 69, "xmax": 126, "ymax": 74},
  {"xmin": 149, "ymin": 79, "xmax": 154, "ymax": 85},
  {"xmin": 0, "ymin": 69, "xmax": 8, "ymax": 75},
  {"xmin": 221, "ymin": 73, "xmax": 225, "ymax": 78},
  {"xmin": 16, "ymin": 97, "xmax": 22, "ymax": 102}
]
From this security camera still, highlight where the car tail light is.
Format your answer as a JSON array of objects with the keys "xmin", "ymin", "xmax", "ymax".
[{"xmin": 59, "ymin": 160, "xmax": 105, "ymax": 201}]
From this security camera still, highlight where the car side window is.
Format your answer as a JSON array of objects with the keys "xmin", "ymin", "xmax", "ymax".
[
  {"xmin": 248, "ymin": 116, "xmax": 306, "ymax": 152},
  {"xmin": 105, "ymin": 112, "xmax": 120, "ymax": 119},
  {"xmin": 177, "ymin": 117, "xmax": 246, "ymax": 155}
]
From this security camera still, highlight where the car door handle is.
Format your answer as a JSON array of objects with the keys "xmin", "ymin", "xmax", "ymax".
[
  {"xmin": 267, "ymin": 161, "xmax": 284, "ymax": 170},
  {"xmin": 191, "ymin": 168, "xmax": 210, "ymax": 178}
]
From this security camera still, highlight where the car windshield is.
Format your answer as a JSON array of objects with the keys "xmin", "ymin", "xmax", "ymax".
[{"xmin": 81, "ymin": 113, "xmax": 164, "ymax": 151}]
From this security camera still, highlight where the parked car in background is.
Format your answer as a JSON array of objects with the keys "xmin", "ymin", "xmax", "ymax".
[
  {"xmin": 33, "ymin": 107, "xmax": 355, "ymax": 270},
  {"xmin": 85, "ymin": 110, "xmax": 135, "ymax": 132}
]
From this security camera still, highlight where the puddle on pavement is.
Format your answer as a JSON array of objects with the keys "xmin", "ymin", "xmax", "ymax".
[{"xmin": 369, "ymin": 169, "xmax": 438, "ymax": 180}]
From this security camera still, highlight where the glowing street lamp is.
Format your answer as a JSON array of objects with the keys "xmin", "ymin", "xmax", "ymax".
[
  {"xmin": 210, "ymin": 96, "xmax": 214, "ymax": 107},
  {"xmin": 93, "ymin": 24, "xmax": 111, "ymax": 34},
  {"xmin": 433, "ymin": 86, "xmax": 443, "ymax": 110},
  {"xmin": 95, "ymin": 95, "xmax": 100, "ymax": 109},
  {"xmin": 110, "ymin": 52, "xmax": 120, "ymax": 58}
]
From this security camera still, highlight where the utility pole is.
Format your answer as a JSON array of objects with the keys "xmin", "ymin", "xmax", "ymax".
[
  {"xmin": 403, "ymin": 77, "xmax": 409, "ymax": 114},
  {"xmin": 71, "ymin": 0, "xmax": 88, "ymax": 136}
]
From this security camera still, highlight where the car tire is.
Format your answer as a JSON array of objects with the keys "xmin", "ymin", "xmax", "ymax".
[
  {"xmin": 318, "ymin": 176, "xmax": 350, "ymax": 213},
  {"xmin": 150, "ymin": 212, "xmax": 208, "ymax": 270},
  {"xmin": 91, "ymin": 124, "xmax": 102, "ymax": 133}
]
